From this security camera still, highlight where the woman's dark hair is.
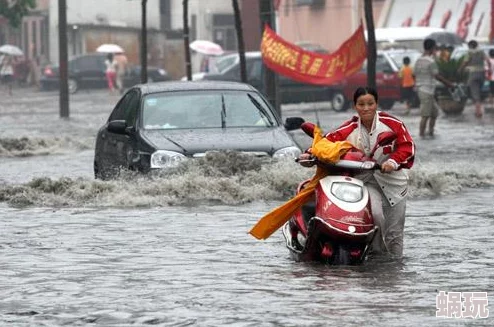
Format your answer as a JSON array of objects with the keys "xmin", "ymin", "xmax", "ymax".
[
  {"xmin": 353, "ymin": 86, "xmax": 378, "ymax": 105},
  {"xmin": 403, "ymin": 56, "xmax": 411, "ymax": 65},
  {"xmin": 107, "ymin": 53, "xmax": 114, "ymax": 61},
  {"xmin": 489, "ymin": 49, "xmax": 494, "ymax": 58}
]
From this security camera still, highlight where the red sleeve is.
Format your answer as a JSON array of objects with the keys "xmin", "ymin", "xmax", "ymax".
[
  {"xmin": 380, "ymin": 113, "xmax": 415, "ymax": 169},
  {"xmin": 325, "ymin": 117, "xmax": 358, "ymax": 142}
]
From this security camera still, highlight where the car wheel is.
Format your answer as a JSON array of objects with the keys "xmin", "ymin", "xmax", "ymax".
[
  {"xmin": 94, "ymin": 159, "xmax": 113, "ymax": 180},
  {"xmin": 68, "ymin": 79, "xmax": 78, "ymax": 94},
  {"xmin": 331, "ymin": 92, "xmax": 349, "ymax": 112},
  {"xmin": 380, "ymin": 100, "xmax": 395, "ymax": 110}
]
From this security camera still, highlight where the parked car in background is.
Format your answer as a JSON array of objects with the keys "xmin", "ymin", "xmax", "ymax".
[
  {"xmin": 332, "ymin": 49, "xmax": 422, "ymax": 111},
  {"xmin": 200, "ymin": 51, "xmax": 341, "ymax": 108},
  {"xmin": 40, "ymin": 53, "xmax": 171, "ymax": 93},
  {"xmin": 93, "ymin": 80, "xmax": 304, "ymax": 180},
  {"xmin": 200, "ymin": 50, "xmax": 422, "ymax": 112}
]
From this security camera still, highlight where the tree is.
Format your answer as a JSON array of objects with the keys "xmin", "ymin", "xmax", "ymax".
[{"xmin": 0, "ymin": 0, "xmax": 36, "ymax": 28}]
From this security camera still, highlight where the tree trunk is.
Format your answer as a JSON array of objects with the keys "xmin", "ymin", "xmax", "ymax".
[
  {"xmin": 183, "ymin": 0, "xmax": 192, "ymax": 80},
  {"xmin": 232, "ymin": 0, "xmax": 247, "ymax": 83},
  {"xmin": 364, "ymin": 0, "xmax": 376, "ymax": 89}
]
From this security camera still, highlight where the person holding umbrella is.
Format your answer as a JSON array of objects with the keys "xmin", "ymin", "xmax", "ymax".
[
  {"xmin": 104, "ymin": 53, "xmax": 118, "ymax": 94},
  {"xmin": 0, "ymin": 54, "xmax": 15, "ymax": 95}
]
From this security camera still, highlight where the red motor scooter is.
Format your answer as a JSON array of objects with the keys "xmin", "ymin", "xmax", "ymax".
[{"xmin": 282, "ymin": 122, "xmax": 396, "ymax": 265}]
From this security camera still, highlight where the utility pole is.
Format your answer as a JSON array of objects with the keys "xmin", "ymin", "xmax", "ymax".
[
  {"xmin": 232, "ymin": 0, "xmax": 247, "ymax": 83},
  {"xmin": 259, "ymin": 0, "xmax": 280, "ymax": 117},
  {"xmin": 141, "ymin": 0, "xmax": 148, "ymax": 83},
  {"xmin": 183, "ymin": 0, "xmax": 192, "ymax": 80},
  {"xmin": 364, "ymin": 0, "xmax": 376, "ymax": 89},
  {"xmin": 58, "ymin": 0, "xmax": 69, "ymax": 118}
]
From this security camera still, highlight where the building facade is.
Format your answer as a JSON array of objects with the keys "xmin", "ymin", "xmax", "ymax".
[{"xmin": 277, "ymin": 0, "xmax": 386, "ymax": 52}]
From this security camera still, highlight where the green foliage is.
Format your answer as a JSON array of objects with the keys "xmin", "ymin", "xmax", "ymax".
[
  {"xmin": 0, "ymin": 0, "xmax": 36, "ymax": 28},
  {"xmin": 436, "ymin": 55, "xmax": 467, "ymax": 83}
]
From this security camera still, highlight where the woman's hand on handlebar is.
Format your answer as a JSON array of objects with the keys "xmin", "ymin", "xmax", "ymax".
[
  {"xmin": 297, "ymin": 152, "xmax": 316, "ymax": 167},
  {"xmin": 380, "ymin": 160, "xmax": 396, "ymax": 173}
]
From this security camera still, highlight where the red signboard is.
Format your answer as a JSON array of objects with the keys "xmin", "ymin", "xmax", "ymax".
[{"xmin": 260, "ymin": 24, "xmax": 367, "ymax": 86}]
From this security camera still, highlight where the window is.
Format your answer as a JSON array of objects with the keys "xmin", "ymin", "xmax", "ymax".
[
  {"xmin": 109, "ymin": 92, "xmax": 133, "ymax": 121},
  {"xmin": 212, "ymin": 14, "xmax": 236, "ymax": 51},
  {"xmin": 125, "ymin": 91, "xmax": 140, "ymax": 127},
  {"xmin": 77, "ymin": 56, "xmax": 99, "ymax": 70},
  {"xmin": 247, "ymin": 59, "xmax": 262, "ymax": 81},
  {"xmin": 295, "ymin": 0, "xmax": 325, "ymax": 7},
  {"xmin": 141, "ymin": 91, "xmax": 276, "ymax": 129},
  {"xmin": 376, "ymin": 55, "xmax": 393, "ymax": 73}
]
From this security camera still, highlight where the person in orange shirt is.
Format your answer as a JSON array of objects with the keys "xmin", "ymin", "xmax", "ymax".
[{"xmin": 399, "ymin": 56, "xmax": 415, "ymax": 115}]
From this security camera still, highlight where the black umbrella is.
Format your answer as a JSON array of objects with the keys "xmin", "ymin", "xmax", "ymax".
[{"xmin": 426, "ymin": 31, "xmax": 464, "ymax": 46}]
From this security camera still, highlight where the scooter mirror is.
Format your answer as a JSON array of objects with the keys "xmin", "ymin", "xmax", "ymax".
[{"xmin": 301, "ymin": 122, "xmax": 316, "ymax": 138}]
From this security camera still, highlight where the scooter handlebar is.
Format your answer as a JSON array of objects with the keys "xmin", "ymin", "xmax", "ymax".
[{"xmin": 296, "ymin": 156, "xmax": 380, "ymax": 171}]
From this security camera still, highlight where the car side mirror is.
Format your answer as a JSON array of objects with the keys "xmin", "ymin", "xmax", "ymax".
[
  {"xmin": 107, "ymin": 120, "xmax": 127, "ymax": 134},
  {"xmin": 284, "ymin": 117, "xmax": 305, "ymax": 131}
]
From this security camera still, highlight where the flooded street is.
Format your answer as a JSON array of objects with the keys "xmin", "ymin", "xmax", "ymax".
[{"xmin": 1, "ymin": 88, "xmax": 493, "ymax": 326}]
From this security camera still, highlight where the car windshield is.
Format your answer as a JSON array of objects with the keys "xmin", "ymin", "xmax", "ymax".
[
  {"xmin": 141, "ymin": 90, "xmax": 277, "ymax": 129},
  {"xmin": 214, "ymin": 55, "xmax": 238, "ymax": 73},
  {"xmin": 387, "ymin": 51, "xmax": 422, "ymax": 68},
  {"xmin": 452, "ymin": 47, "xmax": 494, "ymax": 60}
]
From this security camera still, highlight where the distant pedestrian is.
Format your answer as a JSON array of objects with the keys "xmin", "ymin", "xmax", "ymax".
[
  {"xmin": 0, "ymin": 54, "xmax": 15, "ymax": 95},
  {"xmin": 399, "ymin": 56, "xmax": 415, "ymax": 115},
  {"xmin": 414, "ymin": 38, "xmax": 454, "ymax": 138},
  {"xmin": 487, "ymin": 49, "xmax": 494, "ymax": 109},
  {"xmin": 104, "ymin": 53, "xmax": 117, "ymax": 93},
  {"xmin": 114, "ymin": 53, "xmax": 128, "ymax": 94},
  {"xmin": 459, "ymin": 40, "xmax": 491, "ymax": 118}
]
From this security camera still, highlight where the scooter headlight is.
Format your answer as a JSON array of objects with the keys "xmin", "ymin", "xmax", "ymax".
[{"xmin": 331, "ymin": 182, "xmax": 363, "ymax": 202}]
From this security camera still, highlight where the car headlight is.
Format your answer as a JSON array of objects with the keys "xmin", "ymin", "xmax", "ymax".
[
  {"xmin": 331, "ymin": 182, "xmax": 363, "ymax": 203},
  {"xmin": 158, "ymin": 69, "xmax": 166, "ymax": 76},
  {"xmin": 273, "ymin": 146, "xmax": 302, "ymax": 159},
  {"xmin": 150, "ymin": 150, "xmax": 186, "ymax": 168}
]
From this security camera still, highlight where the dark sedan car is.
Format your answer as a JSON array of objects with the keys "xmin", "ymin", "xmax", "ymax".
[
  {"xmin": 94, "ymin": 80, "xmax": 304, "ymax": 179},
  {"xmin": 40, "ymin": 53, "xmax": 171, "ymax": 93}
]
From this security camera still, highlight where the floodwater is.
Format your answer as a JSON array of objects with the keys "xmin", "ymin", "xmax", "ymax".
[{"xmin": 1, "ymin": 88, "xmax": 493, "ymax": 326}]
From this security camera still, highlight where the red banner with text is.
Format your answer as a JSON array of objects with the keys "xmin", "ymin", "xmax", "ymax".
[{"xmin": 261, "ymin": 24, "xmax": 367, "ymax": 85}]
